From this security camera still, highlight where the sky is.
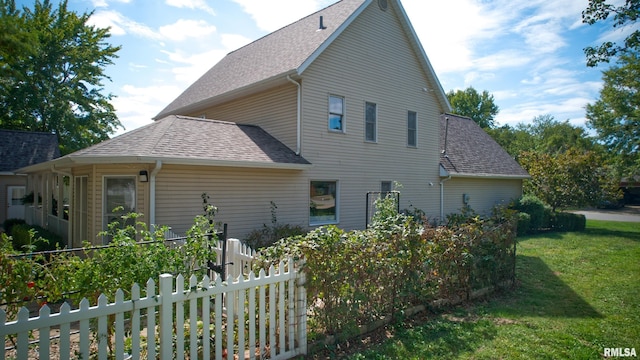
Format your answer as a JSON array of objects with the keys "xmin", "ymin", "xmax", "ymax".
[{"xmin": 16, "ymin": 0, "xmax": 636, "ymax": 135}]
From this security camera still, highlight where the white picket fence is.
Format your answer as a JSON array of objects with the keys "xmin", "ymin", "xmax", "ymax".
[{"xmin": 1, "ymin": 259, "xmax": 307, "ymax": 360}]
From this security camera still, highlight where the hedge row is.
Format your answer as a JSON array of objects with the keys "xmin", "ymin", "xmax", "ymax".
[
  {"xmin": 256, "ymin": 197, "xmax": 518, "ymax": 338},
  {"xmin": 513, "ymin": 195, "xmax": 586, "ymax": 234}
]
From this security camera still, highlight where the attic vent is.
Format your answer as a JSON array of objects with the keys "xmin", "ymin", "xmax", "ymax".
[
  {"xmin": 378, "ymin": 0, "xmax": 388, "ymax": 11},
  {"xmin": 318, "ymin": 15, "xmax": 327, "ymax": 30}
]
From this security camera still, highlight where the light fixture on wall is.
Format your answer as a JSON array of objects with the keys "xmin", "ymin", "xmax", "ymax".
[{"xmin": 139, "ymin": 170, "xmax": 149, "ymax": 183}]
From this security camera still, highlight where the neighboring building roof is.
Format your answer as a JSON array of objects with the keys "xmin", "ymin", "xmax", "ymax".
[
  {"xmin": 440, "ymin": 114, "xmax": 529, "ymax": 179},
  {"xmin": 156, "ymin": 0, "xmax": 450, "ymax": 119},
  {"xmin": 19, "ymin": 116, "xmax": 311, "ymax": 172},
  {"xmin": 0, "ymin": 129, "xmax": 60, "ymax": 173}
]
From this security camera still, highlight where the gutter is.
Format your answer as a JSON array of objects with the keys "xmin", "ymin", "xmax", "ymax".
[
  {"xmin": 287, "ymin": 75, "xmax": 302, "ymax": 155},
  {"xmin": 149, "ymin": 160, "xmax": 162, "ymax": 230},
  {"xmin": 439, "ymin": 175, "xmax": 451, "ymax": 222}
]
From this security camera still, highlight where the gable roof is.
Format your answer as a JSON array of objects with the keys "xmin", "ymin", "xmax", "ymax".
[
  {"xmin": 0, "ymin": 130, "xmax": 60, "ymax": 174},
  {"xmin": 440, "ymin": 114, "xmax": 529, "ymax": 179},
  {"xmin": 155, "ymin": 0, "xmax": 450, "ymax": 119},
  {"xmin": 18, "ymin": 116, "xmax": 311, "ymax": 173}
]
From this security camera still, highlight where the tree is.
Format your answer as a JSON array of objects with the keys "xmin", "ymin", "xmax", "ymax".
[
  {"xmin": 486, "ymin": 115, "xmax": 599, "ymax": 158},
  {"xmin": 519, "ymin": 149, "xmax": 621, "ymax": 211},
  {"xmin": 446, "ymin": 87, "xmax": 499, "ymax": 129},
  {"xmin": 0, "ymin": 0, "xmax": 122, "ymax": 154},
  {"xmin": 582, "ymin": 0, "xmax": 640, "ymax": 67},
  {"xmin": 586, "ymin": 52, "xmax": 640, "ymax": 177}
]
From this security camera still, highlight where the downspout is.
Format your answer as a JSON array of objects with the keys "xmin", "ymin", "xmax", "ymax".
[
  {"xmin": 440, "ymin": 175, "xmax": 451, "ymax": 222},
  {"xmin": 149, "ymin": 160, "xmax": 162, "ymax": 231},
  {"xmin": 287, "ymin": 75, "xmax": 302, "ymax": 155}
]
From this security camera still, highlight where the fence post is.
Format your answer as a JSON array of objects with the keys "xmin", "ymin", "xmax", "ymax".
[
  {"xmin": 297, "ymin": 260, "xmax": 307, "ymax": 355},
  {"xmin": 159, "ymin": 273, "xmax": 173, "ymax": 360}
]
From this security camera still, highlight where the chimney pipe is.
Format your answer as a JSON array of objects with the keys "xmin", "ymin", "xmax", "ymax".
[{"xmin": 319, "ymin": 15, "xmax": 327, "ymax": 30}]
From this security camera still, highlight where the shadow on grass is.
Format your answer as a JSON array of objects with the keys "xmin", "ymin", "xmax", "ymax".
[
  {"xmin": 582, "ymin": 227, "xmax": 640, "ymax": 242},
  {"xmin": 497, "ymin": 255, "xmax": 603, "ymax": 319}
]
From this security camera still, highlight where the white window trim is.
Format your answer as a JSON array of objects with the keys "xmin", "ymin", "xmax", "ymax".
[
  {"xmin": 309, "ymin": 180, "xmax": 339, "ymax": 226},
  {"xmin": 102, "ymin": 175, "xmax": 137, "ymax": 242},
  {"xmin": 407, "ymin": 111, "xmax": 418, "ymax": 147},
  {"xmin": 365, "ymin": 101, "xmax": 378, "ymax": 143},
  {"xmin": 328, "ymin": 94, "xmax": 346, "ymax": 133}
]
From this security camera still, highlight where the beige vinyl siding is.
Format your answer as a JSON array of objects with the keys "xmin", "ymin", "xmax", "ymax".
[
  {"xmin": 78, "ymin": 164, "xmax": 150, "ymax": 244},
  {"xmin": 154, "ymin": 164, "xmax": 309, "ymax": 239},
  {"xmin": 443, "ymin": 178, "xmax": 523, "ymax": 217},
  {"xmin": 191, "ymin": 84, "xmax": 298, "ymax": 152},
  {"xmin": 299, "ymin": 2, "xmax": 442, "ymax": 228}
]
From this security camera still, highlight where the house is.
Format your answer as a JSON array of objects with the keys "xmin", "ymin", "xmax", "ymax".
[
  {"xmin": 0, "ymin": 130, "xmax": 60, "ymax": 228},
  {"xmin": 17, "ymin": 0, "xmax": 527, "ymax": 246},
  {"xmin": 439, "ymin": 114, "xmax": 530, "ymax": 219}
]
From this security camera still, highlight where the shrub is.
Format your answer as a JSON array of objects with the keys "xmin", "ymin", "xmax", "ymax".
[
  {"xmin": 8, "ymin": 224, "xmax": 64, "ymax": 252},
  {"xmin": 243, "ymin": 201, "xmax": 306, "ymax": 249},
  {"xmin": 551, "ymin": 212, "xmax": 586, "ymax": 232},
  {"xmin": 256, "ymin": 198, "xmax": 518, "ymax": 338},
  {"xmin": 3, "ymin": 218, "xmax": 26, "ymax": 235},
  {"xmin": 516, "ymin": 212, "xmax": 531, "ymax": 236},
  {"xmin": 513, "ymin": 195, "xmax": 548, "ymax": 232}
]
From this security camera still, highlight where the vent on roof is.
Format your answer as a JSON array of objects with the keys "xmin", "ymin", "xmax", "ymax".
[
  {"xmin": 318, "ymin": 15, "xmax": 327, "ymax": 30},
  {"xmin": 378, "ymin": 0, "xmax": 388, "ymax": 11}
]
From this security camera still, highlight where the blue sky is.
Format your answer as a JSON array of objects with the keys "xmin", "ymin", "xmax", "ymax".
[{"xmin": 17, "ymin": 0, "xmax": 636, "ymax": 135}]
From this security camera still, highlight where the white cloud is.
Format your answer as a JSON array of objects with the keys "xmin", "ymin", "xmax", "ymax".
[
  {"xmin": 231, "ymin": 0, "xmax": 331, "ymax": 32},
  {"xmin": 220, "ymin": 33, "xmax": 252, "ymax": 50},
  {"xmin": 161, "ymin": 48, "xmax": 229, "ymax": 84},
  {"xmin": 159, "ymin": 19, "xmax": 217, "ymax": 41},
  {"xmin": 91, "ymin": 0, "xmax": 131, "ymax": 8},
  {"xmin": 112, "ymin": 84, "xmax": 185, "ymax": 134},
  {"xmin": 165, "ymin": 0, "xmax": 216, "ymax": 16},
  {"xmin": 89, "ymin": 10, "xmax": 161, "ymax": 40}
]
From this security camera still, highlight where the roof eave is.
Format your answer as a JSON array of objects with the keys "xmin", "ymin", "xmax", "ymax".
[
  {"xmin": 17, "ymin": 155, "xmax": 312, "ymax": 173},
  {"xmin": 441, "ymin": 172, "xmax": 531, "ymax": 180}
]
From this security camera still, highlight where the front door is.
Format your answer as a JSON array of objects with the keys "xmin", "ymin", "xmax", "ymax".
[{"xmin": 7, "ymin": 186, "xmax": 26, "ymax": 220}]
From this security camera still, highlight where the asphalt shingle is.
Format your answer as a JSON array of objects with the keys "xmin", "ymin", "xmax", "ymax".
[
  {"xmin": 68, "ymin": 116, "xmax": 310, "ymax": 166},
  {"xmin": 0, "ymin": 130, "xmax": 60, "ymax": 172},
  {"xmin": 440, "ymin": 114, "xmax": 529, "ymax": 178},
  {"xmin": 156, "ymin": 0, "xmax": 367, "ymax": 118}
]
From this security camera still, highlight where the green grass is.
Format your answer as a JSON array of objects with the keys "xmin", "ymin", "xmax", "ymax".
[{"xmin": 344, "ymin": 220, "xmax": 640, "ymax": 359}]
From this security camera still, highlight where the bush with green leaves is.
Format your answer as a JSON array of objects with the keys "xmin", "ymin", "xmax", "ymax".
[
  {"xmin": 513, "ymin": 195, "xmax": 549, "ymax": 232},
  {"xmin": 256, "ymin": 194, "xmax": 518, "ymax": 338},
  {"xmin": 243, "ymin": 201, "xmax": 307, "ymax": 249}
]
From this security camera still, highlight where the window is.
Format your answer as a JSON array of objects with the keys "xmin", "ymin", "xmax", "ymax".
[
  {"xmin": 310, "ymin": 181, "xmax": 338, "ymax": 224},
  {"xmin": 103, "ymin": 177, "xmax": 136, "ymax": 243},
  {"xmin": 407, "ymin": 111, "xmax": 417, "ymax": 147},
  {"xmin": 365, "ymin": 102, "xmax": 377, "ymax": 142},
  {"xmin": 381, "ymin": 181, "xmax": 393, "ymax": 194},
  {"xmin": 329, "ymin": 95, "xmax": 344, "ymax": 132}
]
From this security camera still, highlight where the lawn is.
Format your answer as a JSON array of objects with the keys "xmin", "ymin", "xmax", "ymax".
[{"xmin": 341, "ymin": 220, "xmax": 640, "ymax": 359}]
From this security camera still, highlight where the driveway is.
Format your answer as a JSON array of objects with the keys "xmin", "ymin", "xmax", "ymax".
[{"xmin": 572, "ymin": 205, "xmax": 640, "ymax": 222}]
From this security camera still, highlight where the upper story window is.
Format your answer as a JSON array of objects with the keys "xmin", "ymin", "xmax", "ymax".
[
  {"xmin": 407, "ymin": 111, "xmax": 417, "ymax": 147},
  {"xmin": 329, "ymin": 95, "xmax": 345, "ymax": 132},
  {"xmin": 365, "ymin": 102, "xmax": 377, "ymax": 142}
]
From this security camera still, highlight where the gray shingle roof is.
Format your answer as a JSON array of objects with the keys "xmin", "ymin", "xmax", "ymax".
[
  {"xmin": 440, "ymin": 114, "xmax": 529, "ymax": 178},
  {"xmin": 61, "ymin": 115, "xmax": 310, "ymax": 167},
  {"xmin": 156, "ymin": 0, "xmax": 367, "ymax": 119},
  {"xmin": 0, "ymin": 130, "xmax": 60, "ymax": 172}
]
